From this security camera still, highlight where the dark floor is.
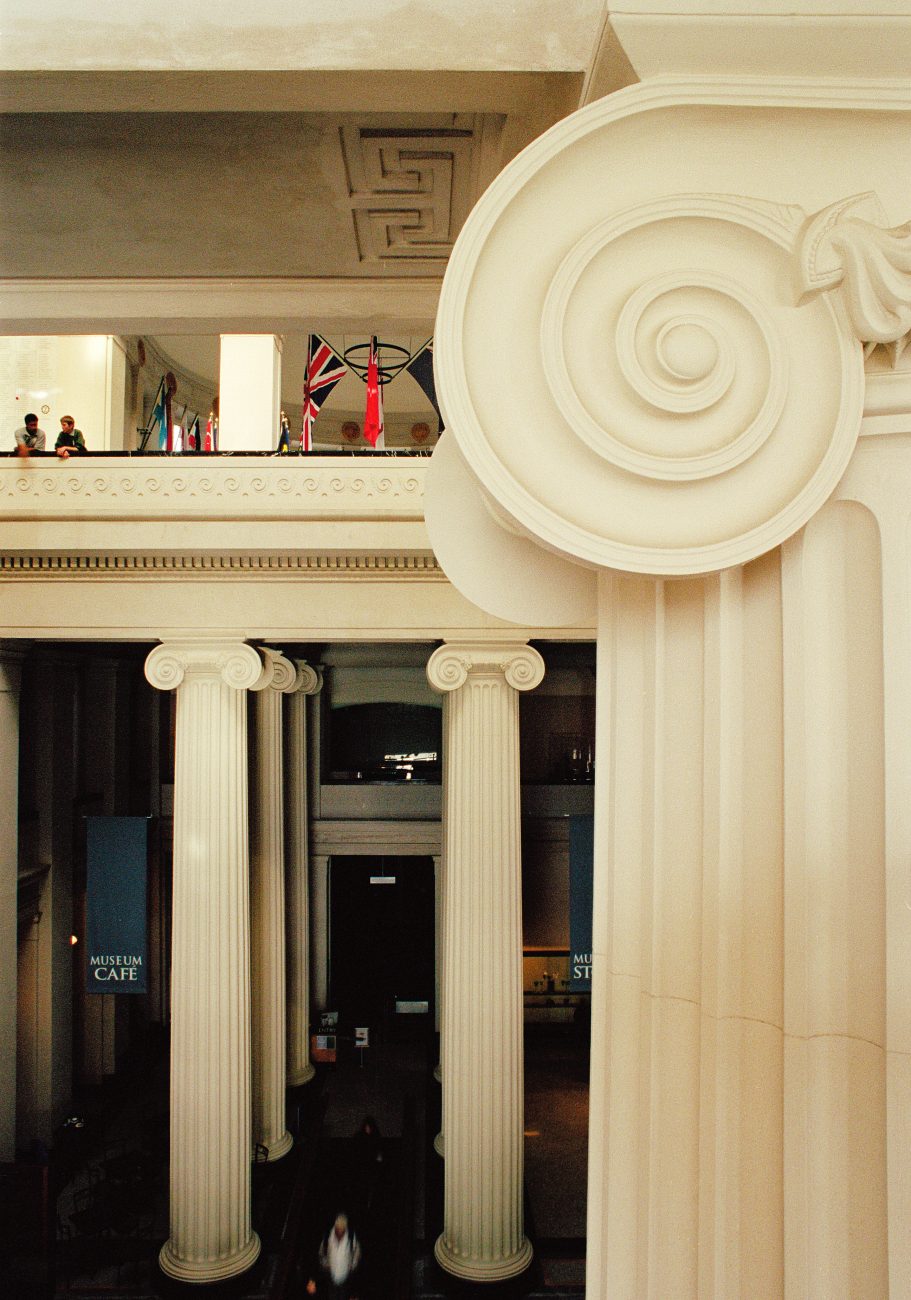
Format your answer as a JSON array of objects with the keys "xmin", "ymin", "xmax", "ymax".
[{"xmin": 4, "ymin": 1017, "xmax": 588, "ymax": 1299}]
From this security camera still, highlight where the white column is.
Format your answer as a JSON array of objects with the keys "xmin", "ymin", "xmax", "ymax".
[
  {"xmin": 285, "ymin": 662, "xmax": 322, "ymax": 1087},
  {"xmin": 145, "ymin": 639, "xmax": 265, "ymax": 1284},
  {"xmin": 427, "ymin": 640, "xmax": 543, "ymax": 1282},
  {"xmin": 433, "ymin": 844, "xmax": 445, "ymax": 1156},
  {"xmin": 0, "ymin": 652, "xmax": 21, "ymax": 1161},
  {"xmin": 587, "ymin": 566, "xmax": 787, "ymax": 1299},
  {"xmin": 250, "ymin": 648, "xmax": 296, "ymax": 1161},
  {"xmin": 310, "ymin": 855, "xmax": 330, "ymax": 1012},
  {"xmin": 782, "ymin": 500, "xmax": 888, "ymax": 1297},
  {"xmin": 218, "ymin": 335, "xmax": 282, "ymax": 451}
]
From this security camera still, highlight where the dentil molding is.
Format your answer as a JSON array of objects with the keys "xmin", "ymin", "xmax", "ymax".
[{"xmin": 0, "ymin": 554, "xmax": 442, "ymax": 579}]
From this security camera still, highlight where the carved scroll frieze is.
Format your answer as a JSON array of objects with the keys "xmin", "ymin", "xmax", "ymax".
[{"xmin": 0, "ymin": 460, "xmax": 426, "ymax": 518}]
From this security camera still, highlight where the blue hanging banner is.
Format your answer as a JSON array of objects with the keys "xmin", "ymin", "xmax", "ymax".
[
  {"xmin": 569, "ymin": 814, "xmax": 594, "ymax": 989},
  {"xmin": 85, "ymin": 817, "xmax": 149, "ymax": 994}
]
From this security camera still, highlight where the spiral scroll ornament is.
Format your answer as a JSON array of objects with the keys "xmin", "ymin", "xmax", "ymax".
[
  {"xmin": 502, "ymin": 647, "xmax": 546, "ymax": 693},
  {"xmin": 258, "ymin": 648, "xmax": 298, "ymax": 694},
  {"xmin": 292, "ymin": 662, "xmax": 322, "ymax": 696},
  {"xmin": 437, "ymin": 178, "xmax": 865, "ymax": 575},
  {"xmin": 427, "ymin": 643, "xmax": 544, "ymax": 694},
  {"xmin": 426, "ymin": 646, "xmax": 471, "ymax": 694}
]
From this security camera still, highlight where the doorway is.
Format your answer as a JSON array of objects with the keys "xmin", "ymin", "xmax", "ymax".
[{"xmin": 329, "ymin": 855, "xmax": 435, "ymax": 1030}]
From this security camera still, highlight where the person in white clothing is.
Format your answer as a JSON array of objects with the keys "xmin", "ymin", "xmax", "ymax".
[{"xmin": 309, "ymin": 1213, "xmax": 361, "ymax": 1299}]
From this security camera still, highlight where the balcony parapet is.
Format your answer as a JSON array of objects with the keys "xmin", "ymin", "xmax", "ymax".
[{"xmin": 0, "ymin": 454, "xmax": 428, "ymax": 522}]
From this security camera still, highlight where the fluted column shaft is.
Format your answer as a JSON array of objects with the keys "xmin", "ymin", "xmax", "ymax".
[
  {"xmin": 285, "ymin": 662, "xmax": 322, "ymax": 1087},
  {"xmin": 145, "ymin": 640, "xmax": 264, "ymax": 1283},
  {"xmin": 250, "ymin": 649, "xmax": 296, "ymax": 1161},
  {"xmin": 310, "ymin": 855, "xmax": 330, "ymax": 1011},
  {"xmin": 428, "ymin": 641, "xmax": 543, "ymax": 1282},
  {"xmin": 0, "ymin": 653, "xmax": 21, "ymax": 1162}
]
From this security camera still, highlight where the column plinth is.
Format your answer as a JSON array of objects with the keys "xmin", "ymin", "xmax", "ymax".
[
  {"xmin": 250, "ymin": 649, "xmax": 296, "ymax": 1161},
  {"xmin": 286, "ymin": 663, "xmax": 322, "ymax": 1087},
  {"xmin": 145, "ymin": 640, "xmax": 264, "ymax": 1283},
  {"xmin": 428, "ymin": 641, "xmax": 543, "ymax": 1282}
]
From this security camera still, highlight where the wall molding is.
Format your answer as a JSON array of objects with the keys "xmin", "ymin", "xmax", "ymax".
[
  {"xmin": 0, "ymin": 552, "xmax": 443, "ymax": 580},
  {"xmin": 0, "ymin": 457, "xmax": 427, "ymax": 519}
]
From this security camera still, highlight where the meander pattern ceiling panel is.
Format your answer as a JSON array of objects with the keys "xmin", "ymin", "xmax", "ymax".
[{"xmin": 0, "ymin": 112, "xmax": 494, "ymax": 279}]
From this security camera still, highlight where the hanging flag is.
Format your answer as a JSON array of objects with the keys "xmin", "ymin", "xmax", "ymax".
[
  {"xmin": 363, "ymin": 335, "xmax": 385, "ymax": 448},
  {"xmin": 151, "ymin": 385, "xmax": 168, "ymax": 451},
  {"xmin": 277, "ymin": 411, "xmax": 291, "ymax": 453},
  {"xmin": 173, "ymin": 407, "xmax": 188, "ymax": 454},
  {"xmin": 405, "ymin": 338, "xmax": 443, "ymax": 432},
  {"xmin": 301, "ymin": 335, "xmax": 347, "ymax": 452},
  {"xmin": 204, "ymin": 412, "xmax": 214, "ymax": 452},
  {"xmin": 189, "ymin": 415, "xmax": 201, "ymax": 452},
  {"xmin": 164, "ymin": 373, "xmax": 177, "ymax": 452}
]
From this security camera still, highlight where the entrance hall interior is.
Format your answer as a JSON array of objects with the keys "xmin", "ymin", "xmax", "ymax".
[
  {"xmin": 3, "ymin": 3, "xmax": 911, "ymax": 1298},
  {"xmin": 6, "ymin": 636, "xmax": 595, "ymax": 1296}
]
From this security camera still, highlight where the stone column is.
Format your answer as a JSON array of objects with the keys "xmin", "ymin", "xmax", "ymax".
[
  {"xmin": 250, "ymin": 648, "xmax": 296, "ymax": 1161},
  {"xmin": 433, "ymin": 844, "xmax": 445, "ymax": 1156},
  {"xmin": 145, "ymin": 639, "xmax": 265, "ymax": 1283},
  {"xmin": 427, "ymin": 641, "xmax": 543, "ymax": 1282},
  {"xmin": 285, "ymin": 662, "xmax": 322, "ymax": 1087},
  {"xmin": 781, "ymin": 498, "xmax": 889, "ymax": 1295},
  {"xmin": 218, "ymin": 335, "xmax": 282, "ymax": 451},
  {"xmin": 310, "ymin": 855, "xmax": 330, "ymax": 1012},
  {"xmin": 0, "ymin": 651, "xmax": 21, "ymax": 1162}
]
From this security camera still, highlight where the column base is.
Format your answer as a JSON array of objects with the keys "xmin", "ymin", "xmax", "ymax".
[
  {"xmin": 434, "ymin": 1232, "xmax": 533, "ymax": 1281},
  {"xmin": 288, "ymin": 1063, "xmax": 316, "ymax": 1087},
  {"xmin": 433, "ymin": 1131, "xmax": 445, "ymax": 1158},
  {"xmin": 264, "ymin": 1129, "xmax": 294, "ymax": 1161},
  {"xmin": 159, "ymin": 1231, "xmax": 261, "ymax": 1283}
]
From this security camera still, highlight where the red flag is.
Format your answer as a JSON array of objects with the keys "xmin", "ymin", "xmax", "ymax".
[{"xmin": 363, "ymin": 336, "xmax": 385, "ymax": 448}]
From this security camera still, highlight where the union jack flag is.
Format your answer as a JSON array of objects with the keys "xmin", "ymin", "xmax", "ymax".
[{"xmin": 301, "ymin": 335, "xmax": 347, "ymax": 452}]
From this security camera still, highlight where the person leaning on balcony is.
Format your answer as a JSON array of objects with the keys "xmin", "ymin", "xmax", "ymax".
[
  {"xmin": 14, "ymin": 413, "xmax": 46, "ymax": 453},
  {"xmin": 55, "ymin": 415, "xmax": 86, "ymax": 458}
]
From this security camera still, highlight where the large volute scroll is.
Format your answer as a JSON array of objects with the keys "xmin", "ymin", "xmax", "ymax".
[{"xmin": 430, "ymin": 85, "xmax": 911, "ymax": 590}]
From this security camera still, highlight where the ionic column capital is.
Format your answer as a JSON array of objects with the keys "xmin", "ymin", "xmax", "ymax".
[
  {"xmin": 256, "ymin": 647, "xmax": 297, "ymax": 694},
  {"xmin": 290, "ymin": 660, "xmax": 323, "ymax": 696},
  {"xmin": 144, "ymin": 639, "xmax": 265, "ymax": 692},
  {"xmin": 427, "ymin": 641, "xmax": 545, "ymax": 694}
]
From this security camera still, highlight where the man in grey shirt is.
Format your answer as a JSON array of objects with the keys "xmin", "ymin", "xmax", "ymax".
[{"xmin": 14, "ymin": 413, "xmax": 47, "ymax": 451}]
